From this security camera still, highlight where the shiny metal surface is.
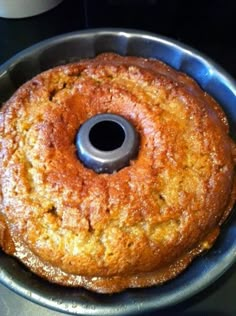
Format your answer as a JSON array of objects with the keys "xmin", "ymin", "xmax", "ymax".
[
  {"xmin": 0, "ymin": 29, "xmax": 235, "ymax": 315},
  {"xmin": 76, "ymin": 113, "xmax": 139, "ymax": 173}
]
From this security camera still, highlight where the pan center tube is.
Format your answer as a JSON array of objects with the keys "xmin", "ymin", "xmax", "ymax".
[{"xmin": 76, "ymin": 113, "xmax": 139, "ymax": 173}]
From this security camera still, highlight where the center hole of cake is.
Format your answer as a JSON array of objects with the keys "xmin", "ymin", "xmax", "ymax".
[{"xmin": 89, "ymin": 120, "xmax": 125, "ymax": 151}]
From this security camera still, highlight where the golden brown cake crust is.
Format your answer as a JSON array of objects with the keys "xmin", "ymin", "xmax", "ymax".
[{"xmin": 0, "ymin": 53, "xmax": 235, "ymax": 293}]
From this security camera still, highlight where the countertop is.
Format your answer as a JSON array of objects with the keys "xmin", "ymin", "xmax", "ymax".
[{"xmin": 0, "ymin": 0, "xmax": 235, "ymax": 315}]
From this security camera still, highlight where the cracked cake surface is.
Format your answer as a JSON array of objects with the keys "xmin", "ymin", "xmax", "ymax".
[{"xmin": 0, "ymin": 53, "xmax": 235, "ymax": 293}]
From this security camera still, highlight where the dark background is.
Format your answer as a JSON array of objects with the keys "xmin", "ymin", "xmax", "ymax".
[
  {"xmin": 1, "ymin": 0, "xmax": 236, "ymax": 78},
  {"xmin": 0, "ymin": 0, "xmax": 236, "ymax": 315}
]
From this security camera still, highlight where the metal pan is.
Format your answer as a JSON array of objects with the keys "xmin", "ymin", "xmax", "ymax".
[{"xmin": 0, "ymin": 29, "xmax": 235, "ymax": 315}]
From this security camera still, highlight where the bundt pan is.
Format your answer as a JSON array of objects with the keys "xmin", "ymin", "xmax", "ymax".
[{"xmin": 0, "ymin": 29, "xmax": 235, "ymax": 315}]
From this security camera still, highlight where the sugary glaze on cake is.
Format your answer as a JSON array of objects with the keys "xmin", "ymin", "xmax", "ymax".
[{"xmin": 0, "ymin": 53, "xmax": 235, "ymax": 293}]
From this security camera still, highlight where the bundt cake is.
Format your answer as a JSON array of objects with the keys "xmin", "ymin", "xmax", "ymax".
[{"xmin": 0, "ymin": 53, "xmax": 235, "ymax": 293}]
